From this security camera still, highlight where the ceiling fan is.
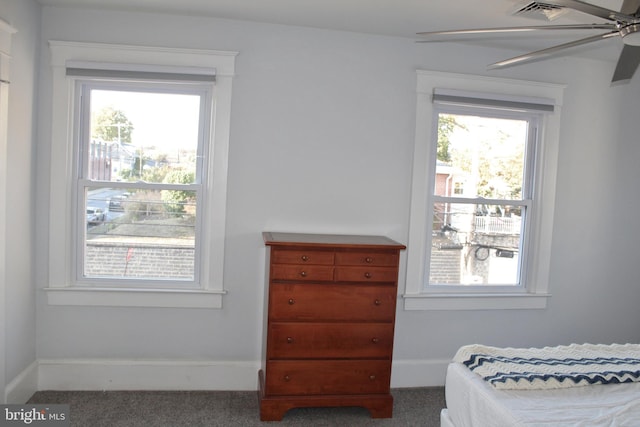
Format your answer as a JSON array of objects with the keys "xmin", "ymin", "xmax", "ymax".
[{"xmin": 416, "ymin": 0, "xmax": 640, "ymax": 83}]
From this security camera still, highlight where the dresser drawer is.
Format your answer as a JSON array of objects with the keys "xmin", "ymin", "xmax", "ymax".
[
  {"xmin": 270, "ymin": 265, "xmax": 334, "ymax": 281},
  {"xmin": 335, "ymin": 251, "xmax": 398, "ymax": 266},
  {"xmin": 267, "ymin": 323, "xmax": 394, "ymax": 359},
  {"xmin": 264, "ymin": 360, "xmax": 391, "ymax": 396},
  {"xmin": 334, "ymin": 266, "xmax": 399, "ymax": 283},
  {"xmin": 271, "ymin": 249, "xmax": 334, "ymax": 265},
  {"xmin": 269, "ymin": 283, "xmax": 396, "ymax": 322}
]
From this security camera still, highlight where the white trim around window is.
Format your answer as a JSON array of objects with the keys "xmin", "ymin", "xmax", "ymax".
[
  {"xmin": 403, "ymin": 70, "xmax": 564, "ymax": 311},
  {"xmin": 44, "ymin": 41, "xmax": 237, "ymax": 308}
]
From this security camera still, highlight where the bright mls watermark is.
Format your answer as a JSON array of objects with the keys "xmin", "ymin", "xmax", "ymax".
[{"xmin": 1, "ymin": 405, "xmax": 69, "ymax": 427}]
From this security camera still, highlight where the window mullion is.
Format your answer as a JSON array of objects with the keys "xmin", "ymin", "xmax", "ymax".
[{"xmin": 432, "ymin": 195, "xmax": 529, "ymax": 206}]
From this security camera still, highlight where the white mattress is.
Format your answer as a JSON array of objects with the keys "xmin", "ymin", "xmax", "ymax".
[{"xmin": 445, "ymin": 362, "xmax": 640, "ymax": 427}]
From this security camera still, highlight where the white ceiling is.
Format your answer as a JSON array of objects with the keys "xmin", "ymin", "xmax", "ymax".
[{"xmin": 35, "ymin": 0, "xmax": 628, "ymax": 61}]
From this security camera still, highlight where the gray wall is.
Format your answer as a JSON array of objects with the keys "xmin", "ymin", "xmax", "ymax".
[
  {"xmin": 1, "ymin": 0, "xmax": 40, "ymax": 402},
  {"xmin": 1, "ymin": 3, "xmax": 634, "ymax": 391}
]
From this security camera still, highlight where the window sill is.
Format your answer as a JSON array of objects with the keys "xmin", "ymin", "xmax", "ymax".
[
  {"xmin": 402, "ymin": 292, "xmax": 550, "ymax": 311},
  {"xmin": 43, "ymin": 287, "xmax": 226, "ymax": 308}
]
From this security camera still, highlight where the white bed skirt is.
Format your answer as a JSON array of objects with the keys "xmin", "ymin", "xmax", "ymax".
[
  {"xmin": 440, "ymin": 408, "xmax": 456, "ymax": 427},
  {"xmin": 445, "ymin": 361, "xmax": 640, "ymax": 426}
]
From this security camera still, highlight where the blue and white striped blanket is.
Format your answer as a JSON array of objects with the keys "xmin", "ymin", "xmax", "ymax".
[{"xmin": 454, "ymin": 343, "xmax": 640, "ymax": 390}]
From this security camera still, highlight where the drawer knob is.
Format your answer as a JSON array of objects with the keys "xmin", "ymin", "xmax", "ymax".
[
  {"xmin": 286, "ymin": 337, "xmax": 294, "ymax": 344},
  {"xmin": 374, "ymin": 299, "xmax": 381, "ymax": 306},
  {"xmin": 364, "ymin": 272, "xmax": 372, "ymax": 279},
  {"xmin": 300, "ymin": 271, "xmax": 307, "ymax": 277},
  {"xmin": 365, "ymin": 257, "xmax": 373, "ymax": 263},
  {"xmin": 284, "ymin": 375, "xmax": 291, "ymax": 382},
  {"xmin": 301, "ymin": 255, "xmax": 309, "ymax": 262},
  {"xmin": 371, "ymin": 337, "xmax": 379, "ymax": 344},
  {"xmin": 288, "ymin": 298, "xmax": 295, "ymax": 305},
  {"xmin": 369, "ymin": 375, "xmax": 376, "ymax": 381}
]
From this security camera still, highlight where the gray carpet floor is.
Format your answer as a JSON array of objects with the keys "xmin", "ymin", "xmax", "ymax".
[{"xmin": 28, "ymin": 387, "xmax": 445, "ymax": 426}]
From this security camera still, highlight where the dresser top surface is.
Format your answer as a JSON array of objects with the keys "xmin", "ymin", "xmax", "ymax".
[{"xmin": 263, "ymin": 232, "xmax": 405, "ymax": 249}]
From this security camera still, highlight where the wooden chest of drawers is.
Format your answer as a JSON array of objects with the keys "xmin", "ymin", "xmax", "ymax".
[{"xmin": 258, "ymin": 232, "xmax": 405, "ymax": 421}]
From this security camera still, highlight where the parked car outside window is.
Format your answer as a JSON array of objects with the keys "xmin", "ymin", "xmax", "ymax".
[
  {"xmin": 86, "ymin": 207, "xmax": 106, "ymax": 224},
  {"xmin": 108, "ymin": 193, "xmax": 129, "ymax": 211}
]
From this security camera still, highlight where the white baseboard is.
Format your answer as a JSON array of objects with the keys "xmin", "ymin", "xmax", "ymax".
[
  {"xmin": 5, "ymin": 360, "xmax": 39, "ymax": 403},
  {"xmin": 391, "ymin": 358, "xmax": 449, "ymax": 388},
  {"xmin": 38, "ymin": 359, "xmax": 260, "ymax": 391},
  {"xmin": 34, "ymin": 358, "xmax": 448, "ymax": 392}
]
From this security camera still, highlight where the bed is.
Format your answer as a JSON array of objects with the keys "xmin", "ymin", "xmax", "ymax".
[{"xmin": 441, "ymin": 343, "xmax": 640, "ymax": 427}]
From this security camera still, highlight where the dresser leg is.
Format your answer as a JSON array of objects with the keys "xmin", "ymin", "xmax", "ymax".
[
  {"xmin": 258, "ymin": 370, "xmax": 291, "ymax": 421},
  {"xmin": 366, "ymin": 395, "xmax": 394, "ymax": 418},
  {"xmin": 259, "ymin": 402, "xmax": 290, "ymax": 422}
]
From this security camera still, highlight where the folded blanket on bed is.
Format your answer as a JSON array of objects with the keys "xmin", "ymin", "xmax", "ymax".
[{"xmin": 453, "ymin": 343, "xmax": 640, "ymax": 390}]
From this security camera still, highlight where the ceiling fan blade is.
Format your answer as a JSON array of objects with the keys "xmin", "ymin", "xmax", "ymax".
[
  {"xmin": 488, "ymin": 31, "xmax": 619, "ymax": 69},
  {"xmin": 620, "ymin": 0, "xmax": 640, "ymax": 15},
  {"xmin": 612, "ymin": 45, "xmax": 640, "ymax": 82},
  {"xmin": 548, "ymin": 0, "xmax": 632, "ymax": 21},
  {"xmin": 416, "ymin": 24, "xmax": 616, "ymax": 39}
]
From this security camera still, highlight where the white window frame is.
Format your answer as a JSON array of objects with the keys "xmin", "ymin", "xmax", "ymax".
[
  {"xmin": 45, "ymin": 41, "xmax": 237, "ymax": 308},
  {"xmin": 403, "ymin": 70, "xmax": 564, "ymax": 311}
]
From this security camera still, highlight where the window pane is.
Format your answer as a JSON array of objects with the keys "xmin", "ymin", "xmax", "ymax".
[
  {"xmin": 84, "ymin": 186, "xmax": 196, "ymax": 281},
  {"xmin": 430, "ymin": 202, "xmax": 522, "ymax": 286},
  {"xmin": 88, "ymin": 90, "xmax": 201, "ymax": 183},
  {"xmin": 435, "ymin": 113, "xmax": 527, "ymax": 200}
]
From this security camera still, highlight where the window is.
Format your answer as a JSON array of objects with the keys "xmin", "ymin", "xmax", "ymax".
[
  {"xmin": 404, "ymin": 71, "xmax": 564, "ymax": 310},
  {"xmin": 46, "ymin": 41, "xmax": 237, "ymax": 308},
  {"xmin": 430, "ymin": 106, "xmax": 536, "ymax": 287},
  {"xmin": 77, "ymin": 83, "xmax": 206, "ymax": 285}
]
